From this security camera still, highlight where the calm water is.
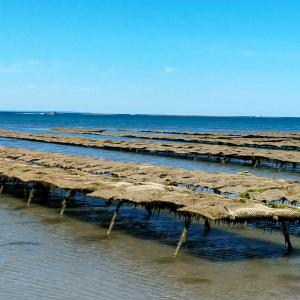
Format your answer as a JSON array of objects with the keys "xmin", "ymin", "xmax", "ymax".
[
  {"xmin": 1, "ymin": 194, "xmax": 300, "ymax": 300},
  {"xmin": 0, "ymin": 112, "xmax": 299, "ymax": 133},
  {"xmin": 0, "ymin": 112, "xmax": 300, "ymax": 299},
  {"xmin": 0, "ymin": 113, "xmax": 300, "ymax": 181}
]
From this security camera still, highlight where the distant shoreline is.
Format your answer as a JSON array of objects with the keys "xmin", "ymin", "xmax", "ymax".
[{"xmin": 0, "ymin": 111, "xmax": 299, "ymax": 118}]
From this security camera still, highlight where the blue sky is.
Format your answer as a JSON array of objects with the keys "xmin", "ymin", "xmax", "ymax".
[{"xmin": 0, "ymin": 0, "xmax": 299, "ymax": 116}]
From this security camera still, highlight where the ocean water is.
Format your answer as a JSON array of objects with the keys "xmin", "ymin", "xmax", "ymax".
[
  {"xmin": 0, "ymin": 112, "xmax": 300, "ymax": 299},
  {"xmin": 0, "ymin": 112, "xmax": 300, "ymax": 133}
]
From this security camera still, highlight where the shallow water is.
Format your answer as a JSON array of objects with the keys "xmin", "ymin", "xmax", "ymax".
[
  {"xmin": 0, "ymin": 194, "xmax": 300, "ymax": 300},
  {"xmin": 1, "ymin": 113, "xmax": 300, "ymax": 299}
]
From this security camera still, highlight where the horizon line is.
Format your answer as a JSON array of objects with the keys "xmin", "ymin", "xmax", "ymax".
[{"xmin": 0, "ymin": 110, "xmax": 299, "ymax": 118}]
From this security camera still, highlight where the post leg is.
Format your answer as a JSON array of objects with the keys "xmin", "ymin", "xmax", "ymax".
[
  {"xmin": 27, "ymin": 188, "xmax": 35, "ymax": 207},
  {"xmin": 283, "ymin": 221, "xmax": 293, "ymax": 253},
  {"xmin": 173, "ymin": 219, "xmax": 191, "ymax": 258},
  {"xmin": 204, "ymin": 219, "xmax": 211, "ymax": 233},
  {"xmin": 242, "ymin": 221, "xmax": 248, "ymax": 228},
  {"xmin": 60, "ymin": 191, "xmax": 71, "ymax": 216},
  {"xmin": 60, "ymin": 199, "xmax": 67, "ymax": 216},
  {"xmin": 0, "ymin": 183, "xmax": 4, "ymax": 194},
  {"xmin": 106, "ymin": 201, "xmax": 123, "ymax": 236}
]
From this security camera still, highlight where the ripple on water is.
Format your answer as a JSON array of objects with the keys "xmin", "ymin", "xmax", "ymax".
[
  {"xmin": 0, "ymin": 241, "xmax": 41, "ymax": 247},
  {"xmin": 177, "ymin": 277, "xmax": 212, "ymax": 285}
]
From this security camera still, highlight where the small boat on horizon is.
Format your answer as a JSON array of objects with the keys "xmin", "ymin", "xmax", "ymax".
[{"xmin": 45, "ymin": 111, "xmax": 58, "ymax": 116}]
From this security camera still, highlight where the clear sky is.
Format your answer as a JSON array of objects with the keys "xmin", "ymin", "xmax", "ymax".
[{"xmin": 0, "ymin": 0, "xmax": 299, "ymax": 116}]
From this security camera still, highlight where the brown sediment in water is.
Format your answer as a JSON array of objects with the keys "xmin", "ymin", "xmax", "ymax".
[
  {"xmin": 0, "ymin": 147, "xmax": 299, "ymax": 204},
  {"xmin": 0, "ymin": 129, "xmax": 299, "ymax": 170},
  {"xmin": 52, "ymin": 128, "xmax": 300, "ymax": 151}
]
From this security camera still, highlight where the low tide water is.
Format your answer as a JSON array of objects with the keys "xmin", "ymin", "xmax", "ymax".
[
  {"xmin": 1, "ymin": 113, "xmax": 300, "ymax": 299},
  {"xmin": 1, "ymin": 194, "xmax": 300, "ymax": 300}
]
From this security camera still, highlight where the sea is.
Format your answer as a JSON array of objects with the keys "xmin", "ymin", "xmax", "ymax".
[{"xmin": 0, "ymin": 112, "xmax": 299, "ymax": 300}]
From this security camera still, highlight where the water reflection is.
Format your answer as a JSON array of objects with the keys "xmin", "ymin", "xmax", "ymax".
[{"xmin": 3, "ymin": 185, "xmax": 300, "ymax": 262}]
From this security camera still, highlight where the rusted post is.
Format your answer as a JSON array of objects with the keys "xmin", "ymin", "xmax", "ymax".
[
  {"xmin": 106, "ymin": 201, "xmax": 124, "ymax": 236},
  {"xmin": 282, "ymin": 221, "xmax": 293, "ymax": 253},
  {"xmin": 173, "ymin": 218, "xmax": 191, "ymax": 258}
]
